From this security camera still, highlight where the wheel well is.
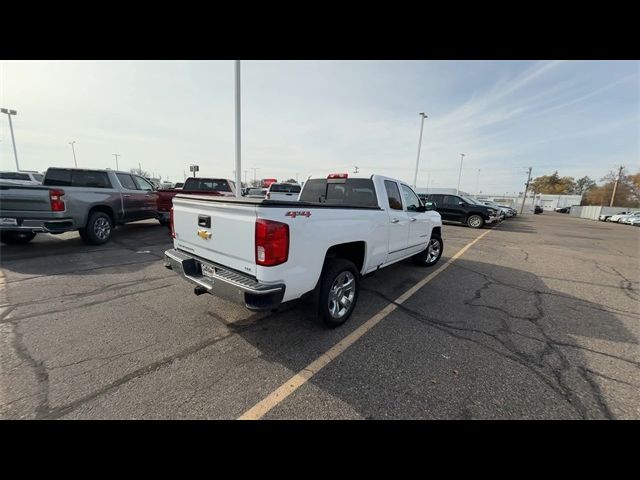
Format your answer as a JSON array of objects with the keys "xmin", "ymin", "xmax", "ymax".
[
  {"xmin": 324, "ymin": 241, "xmax": 366, "ymax": 273},
  {"xmin": 87, "ymin": 205, "xmax": 115, "ymax": 226},
  {"xmin": 432, "ymin": 226, "xmax": 441, "ymax": 238},
  {"xmin": 467, "ymin": 212, "xmax": 484, "ymax": 220}
]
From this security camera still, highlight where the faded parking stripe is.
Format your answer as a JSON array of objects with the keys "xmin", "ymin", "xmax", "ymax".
[{"xmin": 238, "ymin": 229, "xmax": 493, "ymax": 420}]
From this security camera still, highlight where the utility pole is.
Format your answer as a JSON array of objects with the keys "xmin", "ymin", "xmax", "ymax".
[
  {"xmin": 520, "ymin": 167, "xmax": 532, "ymax": 214},
  {"xmin": 412, "ymin": 112, "xmax": 428, "ymax": 189},
  {"xmin": 1, "ymin": 108, "xmax": 20, "ymax": 171},
  {"xmin": 244, "ymin": 170, "xmax": 248, "ymax": 186},
  {"xmin": 139, "ymin": 162, "xmax": 142, "ymax": 176},
  {"xmin": 476, "ymin": 168, "xmax": 481, "ymax": 196},
  {"xmin": 456, "ymin": 153, "xmax": 465, "ymax": 195},
  {"xmin": 69, "ymin": 141, "xmax": 78, "ymax": 167},
  {"xmin": 234, "ymin": 60, "xmax": 242, "ymax": 198},
  {"xmin": 252, "ymin": 167, "xmax": 259, "ymax": 186},
  {"xmin": 113, "ymin": 154, "xmax": 120, "ymax": 170},
  {"xmin": 609, "ymin": 166, "xmax": 624, "ymax": 207}
]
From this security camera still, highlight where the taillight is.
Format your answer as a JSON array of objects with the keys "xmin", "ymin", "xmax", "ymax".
[
  {"xmin": 169, "ymin": 207, "xmax": 175, "ymax": 238},
  {"xmin": 327, "ymin": 173, "xmax": 348, "ymax": 179},
  {"xmin": 255, "ymin": 219, "xmax": 289, "ymax": 266},
  {"xmin": 49, "ymin": 189, "xmax": 65, "ymax": 212}
]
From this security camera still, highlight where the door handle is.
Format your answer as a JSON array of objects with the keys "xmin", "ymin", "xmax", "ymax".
[
  {"xmin": 391, "ymin": 218, "xmax": 399, "ymax": 223},
  {"xmin": 410, "ymin": 218, "xmax": 417, "ymax": 222},
  {"xmin": 123, "ymin": 194, "xmax": 132, "ymax": 198}
]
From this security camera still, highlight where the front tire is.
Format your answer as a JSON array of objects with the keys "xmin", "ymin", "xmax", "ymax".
[
  {"xmin": 318, "ymin": 258, "xmax": 359, "ymax": 328},
  {"xmin": 79, "ymin": 212, "xmax": 113, "ymax": 245},
  {"xmin": 412, "ymin": 234, "xmax": 443, "ymax": 267},
  {"xmin": 467, "ymin": 214, "xmax": 485, "ymax": 229},
  {"xmin": 0, "ymin": 231, "xmax": 37, "ymax": 245}
]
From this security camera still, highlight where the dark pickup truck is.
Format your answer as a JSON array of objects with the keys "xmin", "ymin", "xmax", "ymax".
[
  {"xmin": 0, "ymin": 168, "xmax": 159, "ymax": 245},
  {"xmin": 418, "ymin": 193, "xmax": 501, "ymax": 228},
  {"xmin": 155, "ymin": 177, "xmax": 236, "ymax": 225}
]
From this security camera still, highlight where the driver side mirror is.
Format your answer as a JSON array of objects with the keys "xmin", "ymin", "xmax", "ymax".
[
  {"xmin": 459, "ymin": 201, "xmax": 466, "ymax": 206},
  {"xmin": 424, "ymin": 202, "xmax": 436, "ymax": 211}
]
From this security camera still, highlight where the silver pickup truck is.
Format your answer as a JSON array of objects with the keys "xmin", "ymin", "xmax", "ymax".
[{"xmin": 0, "ymin": 168, "xmax": 159, "ymax": 245}]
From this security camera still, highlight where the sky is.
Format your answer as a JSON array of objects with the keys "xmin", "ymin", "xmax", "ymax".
[{"xmin": 0, "ymin": 60, "xmax": 638, "ymax": 195}]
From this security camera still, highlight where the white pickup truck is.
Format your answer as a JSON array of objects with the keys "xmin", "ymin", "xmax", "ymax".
[{"xmin": 164, "ymin": 174, "xmax": 443, "ymax": 327}]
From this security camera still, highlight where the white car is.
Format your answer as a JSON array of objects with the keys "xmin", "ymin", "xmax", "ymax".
[
  {"xmin": 620, "ymin": 212, "xmax": 640, "ymax": 224},
  {"xmin": 245, "ymin": 188, "xmax": 268, "ymax": 198},
  {"xmin": 615, "ymin": 212, "xmax": 640, "ymax": 223},
  {"xmin": 608, "ymin": 212, "xmax": 633, "ymax": 222},
  {"xmin": 266, "ymin": 182, "xmax": 302, "ymax": 201},
  {"xmin": 628, "ymin": 216, "xmax": 640, "ymax": 227},
  {"xmin": 0, "ymin": 171, "xmax": 44, "ymax": 185},
  {"xmin": 165, "ymin": 173, "xmax": 443, "ymax": 328}
]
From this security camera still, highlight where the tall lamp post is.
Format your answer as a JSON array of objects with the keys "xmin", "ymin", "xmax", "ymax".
[
  {"xmin": 113, "ymin": 154, "xmax": 120, "ymax": 170},
  {"xmin": 234, "ymin": 60, "xmax": 242, "ymax": 198},
  {"xmin": 69, "ymin": 141, "xmax": 78, "ymax": 167},
  {"xmin": 412, "ymin": 112, "xmax": 428, "ymax": 189},
  {"xmin": 1, "ymin": 108, "xmax": 20, "ymax": 171},
  {"xmin": 456, "ymin": 153, "xmax": 465, "ymax": 195}
]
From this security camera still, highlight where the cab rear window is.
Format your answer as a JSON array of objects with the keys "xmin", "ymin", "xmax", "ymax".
[
  {"xmin": 299, "ymin": 179, "xmax": 378, "ymax": 207},
  {"xmin": 270, "ymin": 184, "xmax": 301, "ymax": 193},
  {"xmin": 183, "ymin": 178, "xmax": 231, "ymax": 192},
  {"xmin": 44, "ymin": 169, "xmax": 112, "ymax": 188}
]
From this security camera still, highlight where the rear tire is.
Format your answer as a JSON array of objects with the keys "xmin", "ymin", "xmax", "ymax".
[
  {"xmin": 412, "ymin": 234, "xmax": 443, "ymax": 267},
  {"xmin": 467, "ymin": 214, "xmax": 485, "ymax": 229},
  {"xmin": 0, "ymin": 231, "xmax": 36, "ymax": 245},
  {"xmin": 79, "ymin": 212, "xmax": 113, "ymax": 245},
  {"xmin": 318, "ymin": 258, "xmax": 359, "ymax": 328}
]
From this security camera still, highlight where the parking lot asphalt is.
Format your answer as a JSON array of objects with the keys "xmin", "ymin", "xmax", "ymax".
[{"xmin": 1, "ymin": 213, "xmax": 638, "ymax": 419}]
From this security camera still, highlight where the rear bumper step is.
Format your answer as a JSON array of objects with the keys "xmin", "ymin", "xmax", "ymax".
[{"xmin": 164, "ymin": 248, "xmax": 285, "ymax": 311}]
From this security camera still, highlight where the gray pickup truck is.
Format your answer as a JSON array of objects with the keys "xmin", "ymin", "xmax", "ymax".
[{"xmin": 0, "ymin": 168, "xmax": 159, "ymax": 245}]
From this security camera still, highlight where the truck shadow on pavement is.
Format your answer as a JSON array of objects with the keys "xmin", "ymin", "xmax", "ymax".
[
  {"xmin": 0, "ymin": 221, "xmax": 172, "ymax": 278},
  {"xmin": 232, "ymin": 258, "xmax": 638, "ymax": 419}
]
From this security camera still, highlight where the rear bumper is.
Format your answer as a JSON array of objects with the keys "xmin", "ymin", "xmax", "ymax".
[
  {"xmin": 164, "ymin": 248, "xmax": 285, "ymax": 311},
  {"xmin": 0, "ymin": 217, "xmax": 76, "ymax": 233}
]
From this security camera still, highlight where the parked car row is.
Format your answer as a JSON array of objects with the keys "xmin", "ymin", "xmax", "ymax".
[
  {"xmin": 599, "ymin": 210, "xmax": 640, "ymax": 226},
  {"xmin": 416, "ymin": 193, "xmax": 515, "ymax": 229}
]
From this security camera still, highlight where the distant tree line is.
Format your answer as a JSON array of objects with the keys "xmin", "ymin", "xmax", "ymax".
[{"xmin": 530, "ymin": 169, "xmax": 640, "ymax": 208}]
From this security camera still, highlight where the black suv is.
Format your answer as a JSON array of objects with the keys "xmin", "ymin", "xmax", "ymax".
[{"xmin": 419, "ymin": 193, "xmax": 501, "ymax": 229}]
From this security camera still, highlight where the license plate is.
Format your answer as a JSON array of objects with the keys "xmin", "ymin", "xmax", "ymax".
[
  {"xmin": 0, "ymin": 218, "xmax": 17, "ymax": 226},
  {"xmin": 201, "ymin": 264, "xmax": 215, "ymax": 278}
]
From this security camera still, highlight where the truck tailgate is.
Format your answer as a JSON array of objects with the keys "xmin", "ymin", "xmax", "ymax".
[
  {"xmin": 172, "ymin": 196, "xmax": 257, "ymax": 276},
  {"xmin": 0, "ymin": 185, "xmax": 51, "ymax": 212}
]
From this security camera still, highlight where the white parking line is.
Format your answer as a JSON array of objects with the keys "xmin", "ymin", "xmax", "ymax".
[{"xmin": 238, "ymin": 229, "xmax": 492, "ymax": 420}]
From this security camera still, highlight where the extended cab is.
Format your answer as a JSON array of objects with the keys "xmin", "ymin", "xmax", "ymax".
[
  {"xmin": 419, "ymin": 193, "xmax": 500, "ymax": 228},
  {"xmin": 165, "ymin": 174, "xmax": 443, "ymax": 327},
  {"xmin": 0, "ymin": 168, "xmax": 158, "ymax": 245},
  {"xmin": 156, "ymin": 177, "xmax": 236, "ymax": 225}
]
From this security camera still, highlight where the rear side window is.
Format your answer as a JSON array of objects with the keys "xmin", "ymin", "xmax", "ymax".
[
  {"xmin": 384, "ymin": 181, "xmax": 403, "ymax": 210},
  {"xmin": 270, "ymin": 184, "xmax": 301, "ymax": 193},
  {"xmin": 299, "ymin": 178, "xmax": 378, "ymax": 207},
  {"xmin": 133, "ymin": 176, "xmax": 154, "ymax": 191},
  {"xmin": 116, "ymin": 173, "xmax": 137, "ymax": 190},
  {"xmin": 183, "ymin": 178, "xmax": 231, "ymax": 192},
  {"xmin": 0, "ymin": 172, "xmax": 31, "ymax": 180},
  {"xmin": 44, "ymin": 169, "xmax": 112, "ymax": 188}
]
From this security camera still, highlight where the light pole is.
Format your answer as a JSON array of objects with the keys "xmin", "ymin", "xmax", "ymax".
[
  {"xmin": 69, "ymin": 141, "xmax": 78, "ymax": 167},
  {"xmin": 476, "ymin": 168, "xmax": 480, "ymax": 196},
  {"xmin": 113, "ymin": 154, "xmax": 120, "ymax": 170},
  {"xmin": 234, "ymin": 60, "xmax": 242, "ymax": 198},
  {"xmin": 252, "ymin": 167, "xmax": 259, "ymax": 186},
  {"xmin": 412, "ymin": 112, "xmax": 428, "ymax": 189},
  {"xmin": 1, "ymin": 108, "xmax": 20, "ymax": 171},
  {"xmin": 456, "ymin": 153, "xmax": 465, "ymax": 195}
]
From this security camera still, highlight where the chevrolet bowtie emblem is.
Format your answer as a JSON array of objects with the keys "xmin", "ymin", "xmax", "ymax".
[{"xmin": 197, "ymin": 229, "xmax": 212, "ymax": 240}]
